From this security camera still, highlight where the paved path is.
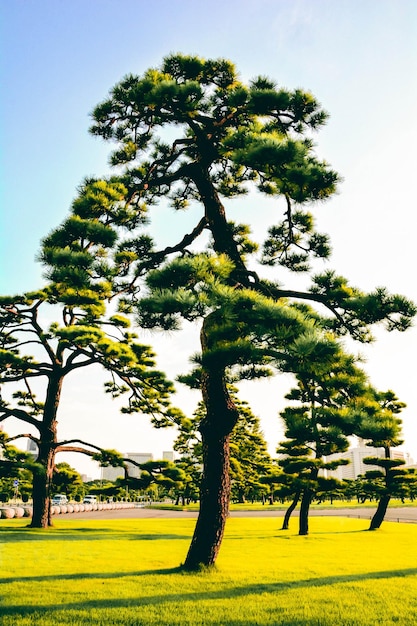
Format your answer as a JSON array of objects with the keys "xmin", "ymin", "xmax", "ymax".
[{"xmin": 62, "ymin": 505, "xmax": 417, "ymax": 523}]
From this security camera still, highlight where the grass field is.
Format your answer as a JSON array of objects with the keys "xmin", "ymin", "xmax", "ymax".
[
  {"xmin": 1, "ymin": 516, "xmax": 417, "ymax": 625},
  {"xmin": 156, "ymin": 498, "xmax": 416, "ymax": 512}
]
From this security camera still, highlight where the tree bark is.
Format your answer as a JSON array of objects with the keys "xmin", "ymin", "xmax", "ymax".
[
  {"xmin": 299, "ymin": 489, "xmax": 312, "ymax": 536},
  {"xmin": 369, "ymin": 494, "xmax": 391, "ymax": 530},
  {"xmin": 30, "ymin": 453, "xmax": 55, "ymax": 528},
  {"xmin": 29, "ymin": 371, "xmax": 63, "ymax": 528},
  {"xmin": 299, "ymin": 467, "xmax": 318, "ymax": 536},
  {"xmin": 183, "ymin": 320, "xmax": 239, "ymax": 570},
  {"xmin": 192, "ymin": 166, "xmax": 248, "ymax": 277},
  {"xmin": 281, "ymin": 491, "xmax": 300, "ymax": 530},
  {"xmin": 183, "ymin": 426, "xmax": 232, "ymax": 569},
  {"xmin": 369, "ymin": 446, "xmax": 392, "ymax": 531}
]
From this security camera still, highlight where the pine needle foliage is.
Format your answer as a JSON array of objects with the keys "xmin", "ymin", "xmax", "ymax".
[{"xmin": 38, "ymin": 53, "xmax": 416, "ymax": 567}]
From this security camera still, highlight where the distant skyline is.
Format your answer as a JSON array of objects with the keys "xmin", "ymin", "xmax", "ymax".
[{"xmin": 1, "ymin": 0, "xmax": 416, "ymax": 477}]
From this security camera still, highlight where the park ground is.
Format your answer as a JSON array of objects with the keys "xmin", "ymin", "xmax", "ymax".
[{"xmin": 1, "ymin": 512, "xmax": 417, "ymax": 625}]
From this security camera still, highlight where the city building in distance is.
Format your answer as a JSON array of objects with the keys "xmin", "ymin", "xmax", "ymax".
[
  {"xmin": 100, "ymin": 451, "xmax": 175, "ymax": 481},
  {"xmin": 325, "ymin": 439, "xmax": 412, "ymax": 480}
]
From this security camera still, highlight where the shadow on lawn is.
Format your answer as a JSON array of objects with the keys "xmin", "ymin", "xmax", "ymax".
[
  {"xmin": 0, "ymin": 566, "xmax": 182, "ymax": 585},
  {"xmin": 0, "ymin": 527, "xmax": 191, "ymax": 543},
  {"xmin": 1, "ymin": 567, "xmax": 417, "ymax": 620}
]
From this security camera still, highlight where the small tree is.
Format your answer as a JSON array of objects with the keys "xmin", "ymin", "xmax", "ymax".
[
  {"xmin": 177, "ymin": 462, "xmax": 201, "ymax": 505},
  {"xmin": 0, "ymin": 290, "xmax": 181, "ymax": 528},
  {"xmin": 52, "ymin": 462, "xmax": 84, "ymax": 500},
  {"xmin": 277, "ymin": 341, "xmax": 368, "ymax": 535},
  {"xmin": 174, "ymin": 389, "xmax": 273, "ymax": 505},
  {"xmin": 229, "ymin": 408, "xmax": 272, "ymax": 504},
  {"xmin": 0, "ymin": 178, "xmax": 185, "ymax": 528},
  {"xmin": 359, "ymin": 390, "xmax": 409, "ymax": 530},
  {"xmin": 0, "ymin": 430, "xmax": 36, "ymax": 502},
  {"xmin": 131, "ymin": 460, "xmax": 187, "ymax": 500}
]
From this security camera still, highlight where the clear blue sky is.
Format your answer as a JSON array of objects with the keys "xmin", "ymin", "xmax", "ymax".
[{"xmin": 1, "ymin": 0, "xmax": 417, "ymax": 476}]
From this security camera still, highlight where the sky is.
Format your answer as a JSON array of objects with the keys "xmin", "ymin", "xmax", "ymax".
[{"xmin": 1, "ymin": 0, "xmax": 417, "ymax": 478}]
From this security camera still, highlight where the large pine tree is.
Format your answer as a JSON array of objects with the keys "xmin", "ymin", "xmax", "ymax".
[{"xmin": 42, "ymin": 54, "xmax": 415, "ymax": 566}]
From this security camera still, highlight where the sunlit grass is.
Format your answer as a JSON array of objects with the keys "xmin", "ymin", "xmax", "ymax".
[
  {"xmin": 155, "ymin": 497, "xmax": 416, "ymax": 512},
  {"xmin": 1, "ymin": 516, "xmax": 417, "ymax": 624}
]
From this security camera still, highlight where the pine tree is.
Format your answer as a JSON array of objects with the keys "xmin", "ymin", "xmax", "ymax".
[
  {"xmin": 0, "ymin": 182, "xmax": 183, "ymax": 528},
  {"xmin": 52, "ymin": 462, "xmax": 84, "ymax": 500},
  {"xmin": 358, "ymin": 390, "xmax": 409, "ymax": 530},
  {"xmin": 277, "ymin": 340, "xmax": 369, "ymax": 535},
  {"xmin": 42, "ymin": 54, "xmax": 415, "ymax": 566}
]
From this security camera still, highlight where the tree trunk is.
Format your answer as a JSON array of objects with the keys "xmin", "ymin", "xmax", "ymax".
[
  {"xmin": 281, "ymin": 491, "xmax": 300, "ymax": 530},
  {"xmin": 183, "ymin": 319, "xmax": 239, "ymax": 570},
  {"xmin": 30, "ymin": 454, "xmax": 55, "ymax": 528},
  {"xmin": 369, "ymin": 494, "xmax": 391, "ymax": 530},
  {"xmin": 299, "ymin": 467, "xmax": 318, "ymax": 536},
  {"xmin": 299, "ymin": 489, "xmax": 312, "ymax": 536},
  {"xmin": 29, "ymin": 371, "xmax": 63, "ymax": 528},
  {"xmin": 369, "ymin": 446, "xmax": 392, "ymax": 531},
  {"xmin": 183, "ymin": 427, "xmax": 232, "ymax": 569}
]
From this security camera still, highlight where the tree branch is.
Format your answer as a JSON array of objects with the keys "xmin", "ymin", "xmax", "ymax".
[
  {"xmin": 0, "ymin": 408, "xmax": 41, "ymax": 428},
  {"xmin": 5, "ymin": 433, "xmax": 40, "ymax": 445}
]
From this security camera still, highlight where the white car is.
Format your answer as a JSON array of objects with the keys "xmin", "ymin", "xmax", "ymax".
[
  {"xmin": 83, "ymin": 495, "xmax": 98, "ymax": 504},
  {"xmin": 51, "ymin": 494, "xmax": 68, "ymax": 505}
]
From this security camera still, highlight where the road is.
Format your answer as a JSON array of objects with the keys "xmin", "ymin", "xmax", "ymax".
[{"xmin": 62, "ymin": 505, "xmax": 417, "ymax": 523}]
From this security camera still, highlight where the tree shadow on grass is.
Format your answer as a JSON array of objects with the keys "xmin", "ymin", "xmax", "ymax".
[
  {"xmin": 1, "ymin": 567, "xmax": 417, "ymax": 622},
  {"xmin": 0, "ymin": 566, "xmax": 183, "ymax": 585},
  {"xmin": 227, "ymin": 528, "xmax": 368, "ymax": 542},
  {"xmin": 0, "ymin": 527, "xmax": 191, "ymax": 543}
]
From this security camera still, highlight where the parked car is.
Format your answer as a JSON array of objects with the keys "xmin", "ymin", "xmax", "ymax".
[
  {"xmin": 83, "ymin": 495, "xmax": 98, "ymax": 504},
  {"xmin": 51, "ymin": 494, "xmax": 68, "ymax": 505}
]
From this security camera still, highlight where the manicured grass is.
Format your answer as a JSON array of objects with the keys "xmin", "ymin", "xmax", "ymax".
[
  {"xmin": 1, "ymin": 516, "xmax": 417, "ymax": 625},
  {"xmin": 155, "ymin": 498, "xmax": 416, "ymax": 512}
]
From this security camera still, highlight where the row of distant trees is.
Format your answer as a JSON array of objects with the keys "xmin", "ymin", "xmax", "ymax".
[
  {"xmin": 1, "ymin": 54, "xmax": 416, "ymax": 569},
  {"xmin": 0, "ymin": 461, "xmax": 85, "ymax": 503},
  {"xmin": 3, "ymin": 413, "xmax": 417, "ymax": 537}
]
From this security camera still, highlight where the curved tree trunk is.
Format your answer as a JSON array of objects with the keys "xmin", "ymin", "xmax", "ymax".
[
  {"xmin": 369, "ymin": 494, "xmax": 391, "ymax": 530},
  {"xmin": 30, "ymin": 371, "xmax": 63, "ymax": 528},
  {"xmin": 299, "ymin": 467, "xmax": 318, "ymax": 536},
  {"xmin": 183, "ymin": 320, "xmax": 239, "ymax": 570},
  {"xmin": 281, "ymin": 490, "xmax": 300, "ymax": 530},
  {"xmin": 369, "ymin": 446, "xmax": 393, "ymax": 531}
]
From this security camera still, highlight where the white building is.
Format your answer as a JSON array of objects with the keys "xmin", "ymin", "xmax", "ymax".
[
  {"xmin": 124, "ymin": 452, "xmax": 153, "ymax": 478},
  {"xmin": 325, "ymin": 441, "xmax": 408, "ymax": 481},
  {"xmin": 100, "ymin": 465, "xmax": 125, "ymax": 481},
  {"xmin": 27, "ymin": 439, "xmax": 38, "ymax": 459},
  {"xmin": 100, "ymin": 452, "xmax": 153, "ymax": 481}
]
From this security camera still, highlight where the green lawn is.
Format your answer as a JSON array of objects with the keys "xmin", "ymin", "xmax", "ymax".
[
  {"xmin": 1, "ymin": 516, "xmax": 417, "ymax": 625},
  {"xmin": 155, "ymin": 498, "xmax": 416, "ymax": 512}
]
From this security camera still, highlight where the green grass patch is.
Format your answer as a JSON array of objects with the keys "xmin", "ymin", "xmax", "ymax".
[
  {"xmin": 152, "ymin": 498, "xmax": 417, "ymax": 513},
  {"xmin": 1, "ymin": 516, "xmax": 417, "ymax": 625}
]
